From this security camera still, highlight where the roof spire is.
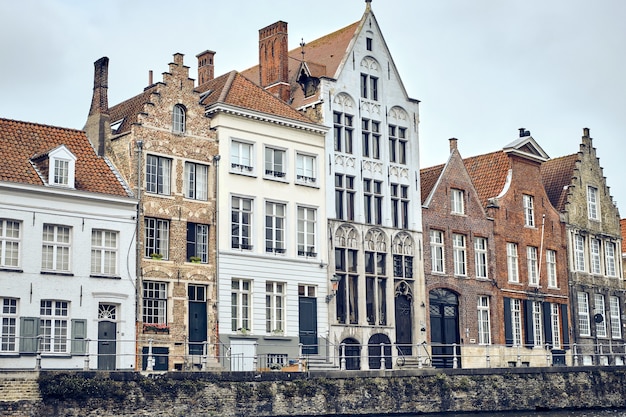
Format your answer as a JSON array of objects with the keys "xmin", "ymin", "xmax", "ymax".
[
  {"xmin": 300, "ymin": 38, "xmax": 306, "ymax": 62},
  {"xmin": 365, "ymin": 0, "xmax": 372, "ymax": 11}
]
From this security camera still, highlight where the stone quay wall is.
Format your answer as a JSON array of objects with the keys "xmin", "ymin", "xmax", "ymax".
[{"xmin": 2, "ymin": 367, "xmax": 626, "ymax": 417}]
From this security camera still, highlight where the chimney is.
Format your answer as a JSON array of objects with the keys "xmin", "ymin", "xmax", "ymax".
[
  {"xmin": 84, "ymin": 57, "xmax": 111, "ymax": 157},
  {"xmin": 518, "ymin": 127, "xmax": 531, "ymax": 137},
  {"xmin": 259, "ymin": 21, "xmax": 290, "ymax": 103},
  {"xmin": 196, "ymin": 50, "xmax": 216, "ymax": 88},
  {"xmin": 449, "ymin": 138, "xmax": 458, "ymax": 152},
  {"xmin": 582, "ymin": 127, "xmax": 592, "ymax": 148}
]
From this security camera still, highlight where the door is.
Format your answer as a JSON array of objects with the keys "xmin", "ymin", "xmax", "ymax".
[
  {"xmin": 230, "ymin": 339, "xmax": 255, "ymax": 371},
  {"xmin": 368, "ymin": 333, "xmax": 392, "ymax": 370},
  {"xmin": 98, "ymin": 320, "xmax": 116, "ymax": 370},
  {"xmin": 394, "ymin": 281, "xmax": 413, "ymax": 356},
  {"xmin": 188, "ymin": 285, "xmax": 207, "ymax": 356},
  {"xmin": 299, "ymin": 296, "xmax": 318, "ymax": 354},
  {"xmin": 429, "ymin": 288, "xmax": 461, "ymax": 368},
  {"xmin": 341, "ymin": 338, "xmax": 361, "ymax": 370}
]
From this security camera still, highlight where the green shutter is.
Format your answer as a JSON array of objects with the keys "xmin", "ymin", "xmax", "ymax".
[
  {"xmin": 71, "ymin": 319, "xmax": 87, "ymax": 354},
  {"xmin": 19, "ymin": 317, "xmax": 39, "ymax": 353}
]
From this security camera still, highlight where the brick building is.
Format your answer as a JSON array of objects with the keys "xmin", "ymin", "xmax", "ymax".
[
  {"xmin": 542, "ymin": 128, "xmax": 624, "ymax": 365},
  {"xmin": 420, "ymin": 139, "xmax": 498, "ymax": 368},
  {"xmin": 85, "ymin": 54, "xmax": 219, "ymax": 371}
]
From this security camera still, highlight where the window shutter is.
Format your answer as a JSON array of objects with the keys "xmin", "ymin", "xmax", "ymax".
[
  {"xmin": 561, "ymin": 304, "xmax": 570, "ymax": 350},
  {"xmin": 71, "ymin": 319, "xmax": 87, "ymax": 354},
  {"xmin": 542, "ymin": 302, "xmax": 553, "ymax": 348},
  {"xmin": 19, "ymin": 317, "xmax": 39, "ymax": 353},
  {"xmin": 186, "ymin": 222, "xmax": 196, "ymax": 260},
  {"xmin": 503, "ymin": 298, "xmax": 513, "ymax": 346},
  {"xmin": 523, "ymin": 299, "xmax": 534, "ymax": 348}
]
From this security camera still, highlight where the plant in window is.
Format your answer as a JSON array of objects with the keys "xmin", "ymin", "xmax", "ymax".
[
  {"xmin": 150, "ymin": 253, "xmax": 163, "ymax": 260},
  {"xmin": 189, "ymin": 256, "xmax": 202, "ymax": 263},
  {"xmin": 143, "ymin": 323, "xmax": 170, "ymax": 333}
]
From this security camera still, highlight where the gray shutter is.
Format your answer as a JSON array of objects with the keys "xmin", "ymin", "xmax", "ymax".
[
  {"xmin": 19, "ymin": 317, "xmax": 39, "ymax": 353},
  {"xmin": 71, "ymin": 319, "xmax": 87, "ymax": 354}
]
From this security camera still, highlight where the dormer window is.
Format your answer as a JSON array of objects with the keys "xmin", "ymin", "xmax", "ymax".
[
  {"xmin": 172, "ymin": 104, "xmax": 186, "ymax": 134},
  {"xmin": 48, "ymin": 145, "xmax": 76, "ymax": 188}
]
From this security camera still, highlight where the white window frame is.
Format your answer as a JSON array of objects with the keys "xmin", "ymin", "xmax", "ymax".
[
  {"xmin": 477, "ymin": 296, "xmax": 491, "ymax": 345},
  {"xmin": 574, "ymin": 234, "xmax": 586, "ymax": 272},
  {"xmin": 42, "ymin": 224, "xmax": 71, "ymax": 272},
  {"xmin": 142, "ymin": 281, "xmax": 167, "ymax": 324},
  {"xmin": 523, "ymin": 194, "xmax": 535, "ymax": 227},
  {"xmin": 450, "ymin": 189, "xmax": 465, "ymax": 215},
  {"xmin": 187, "ymin": 223, "xmax": 209, "ymax": 263},
  {"xmin": 231, "ymin": 279, "xmax": 251, "ymax": 332},
  {"xmin": 590, "ymin": 238, "xmax": 602, "ymax": 275},
  {"xmin": 605, "ymin": 242, "xmax": 617, "ymax": 277},
  {"xmin": 296, "ymin": 153, "xmax": 317, "ymax": 185},
  {"xmin": 474, "ymin": 237, "xmax": 488, "ymax": 279},
  {"xmin": 587, "ymin": 185, "xmax": 599, "ymax": 221},
  {"xmin": 265, "ymin": 201, "xmax": 286, "ymax": 254},
  {"xmin": 507, "ymin": 243, "xmax": 519, "ymax": 283},
  {"xmin": 452, "ymin": 233, "xmax": 466, "ymax": 276},
  {"xmin": 1, "ymin": 298, "xmax": 17, "ymax": 352},
  {"xmin": 333, "ymin": 112, "xmax": 354, "ymax": 154},
  {"xmin": 39, "ymin": 300, "xmax": 69, "ymax": 353},
  {"xmin": 527, "ymin": 246, "xmax": 539, "ymax": 286},
  {"xmin": 578, "ymin": 292, "xmax": 591, "ymax": 337},
  {"xmin": 48, "ymin": 146, "xmax": 76, "ymax": 188},
  {"xmin": 265, "ymin": 281, "xmax": 285, "ymax": 333},
  {"xmin": 184, "ymin": 162, "xmax": 208, "ymax": 201},
  {"xmin": 144, "ymin": 218, "xmax": 170, "ymax": 259},
  {"xmin": 146, "ymin": 154, "xmax": 172, "ymax": 195},
  {"xmin": 0, "ymin": 219, "xmax": 20, "ymax": 268},
  {"xmin": 551, "ymin": 303, "xmax": 561, "ymax": 348},
  {"xmin": 230, "ymin": 140, "xmax": 254, "ymax": 174},
  {"xmin": 595, "ymin": 294, "xmax": 607, "ymax": 338},
  {"xmin": 511, "ymin": 298, "xmax": 522, "ymax": 346},
  {"xmin": 546, "ymin": 249, "xmax": 557, "ymax": 288},
  {"xmin": 430, "ymin": 230, "xmax": 445, "ymax": 273},
  {"xmin": 172, "ymin": 104, "xmax": 186, "ymax": 134},
  {"xmin": 231, "ymin": 196, "xmax": 253, "ymax": 250},
  {"xmin": 91, "ymin": 229, "xmax": 118, "ymax": 276},
  {"xmin": 297, "ymin": 206, "xmax": 316, "ymax": 257},
  {"xmin": 532, "ymin": 301, "xmax": 543, "ymax": 347},
  {"xmin": 264, "ymin": 147, "xmax": 286, "ymax": 180},
  {"xmin": 610, "ymin": 296, "xmax": 622, "ymax": 339}
]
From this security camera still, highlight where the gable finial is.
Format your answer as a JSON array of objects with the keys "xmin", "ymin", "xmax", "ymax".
[
  {"xmin": 300, "ymin": 38, "xmax": 306, "ymax": 62},
  {"xmin": 365, "ymin": 0, "xmax": 372, "ymax": 11}
]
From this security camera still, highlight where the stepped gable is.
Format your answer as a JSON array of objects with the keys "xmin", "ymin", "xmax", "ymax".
[
  {"xmin": 199, "ymin": 70, "xmax": 316, "ymax": 124},
  {"xmin": 0, "ymin": 117, "xmax": 129, "ymax": 196},
  {"xmin": 108, "ymin": 85, "xmax": 158, "ymax": 135},
  {"xmin": 541, "ymin": 153, "xmax": 578, "ymax": 212},
  {"xmin": 462, "ymin": 150, "xmax": 511, "ymax": 208}
]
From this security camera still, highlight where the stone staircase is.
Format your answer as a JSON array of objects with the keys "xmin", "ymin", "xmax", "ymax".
[{"xmin": 304, "ymin": 355, "xmax": 341, "ymax": 371}]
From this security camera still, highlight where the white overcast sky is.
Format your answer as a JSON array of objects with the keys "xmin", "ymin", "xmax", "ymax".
[{"xmin": 1, "ymin": 0, "xmax": 625, "ymax": 215}]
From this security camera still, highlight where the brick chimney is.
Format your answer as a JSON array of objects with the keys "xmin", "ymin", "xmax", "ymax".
[
  {"xmin": 196, "ymin": 50, "xmax": 216, "ymax": 88},
  {"xmin": 259, "ymin": 21, "xmax": 291, "ymax": 103},
  {"xmin": 84, "ymin": 57, "xmax": 111, "ymax": 157},
  {"xmin": 449, "ymin": 138, "xmax": 458, "ymax": 152}
]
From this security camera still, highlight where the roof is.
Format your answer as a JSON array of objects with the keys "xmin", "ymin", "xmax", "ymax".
[
  {"xmin": 108, "ymin": 85, "xmax": 158, "ymax": 135},
  {"xmin": 621, "ymin": 219, "xmax": 626, "ymax": 252},
  {"xmin": 420, "ymin": 164, "xmax": 444, "ymax": 205},
  {"xmin": 462, "ymin": 151, "xmax": 511, "ymax": 207},
  {"xmin": 0, "ymin": 118, "xmax": 130, "ymax": 197},
  {"xmin": 199, "ymin": 71, "xmax": 317, "ymax": 124},
  {"xmin": 541, "ymin": 154, "xmax": 578, "ymax": 212}
]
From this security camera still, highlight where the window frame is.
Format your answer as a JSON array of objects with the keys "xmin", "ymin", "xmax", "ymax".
[
  {"xmin": 477, "ymin": 296, "xmax": 491, "ymax": 345},
  {"xmin": 605, "ymin": 241, "xmax": 617, "ymax": 277},
  {"xmin": 184, "ymin": 161, "xmax": 208, "ymax": 201},
  {"xmin": 430, "ymin": 230, "xmax": 445, "ymax": 273},
  {"xmin": 39, "ymin": 300, "xmax": 69, "ymax": 353},
  {"xmin": 452, "ymin": 233, "xmax": 467, "ymax": 276},
  {"xmin": 231, "ymin": 279, "xmax": 251, "ymax": 332},
  {"xmin": 265, "ymin": 201, "xmax": 286, "ymax": 254},
  {"xmin": 450, "ymin": 189, "xmax": 465, "ymax": 215},
  {"xmin": 1, "ymin": 298, "xmax": 18, "ymax": 352},
  {"xmin": 265, "ymin": 281, "xmax": 285, "ymax": 333},
  {"xmin": 609, "ymin": 296, "xmax": 622, "ymax": 339},
  {"xmin": 590, "ymin": 238, "xmax": 602, "ymax": 275},
  {"xmin": 587, "ymin": 185, "xmax": 599, "ymax": 221},
  {"xmin": 550, "ymin": 303, "xmax": 561, "ymax": 349},
  {"xmin": 546, "ymin": 249, "xmax": 557, "ymax": 288},
  {"xmin": 296, "ymin": 153, "xmax": 317, "ymax": 185},
  {"xmin": 142, "ymin": 281, "xmax": 167, "ymax": 324},
  {"xmin": 577, "ymin": 292, "xmax": 591, "ymax": 337},
  {"xmin": 594, "ymin": 294, "xmax": 607, "ymax": 338},
  {"xmin": 297, "ymin": 206, "xmax": 317, "ymax": 258},
  {"xmin": 507, "ymin": 242, "xmax": 519, "ymax": 283},
  {"xmin": 523, "ymin": 194, "xmax": 535, "ymax": 227},
  {"xmin": 146, "ymin": 154, "xmax": 172, "ymax": 195},
  {"xmin": 187, "ymin": 222, "xmax": 209, "ymax": 263},
  {"xmin": 574, "ymin": 234, "xmax": 586, "ymax": 272},
  {"xmin": 333, "ymin": 112, "xmax": 354, "ymax": 154},
  {"xmin": 264, "ymin": 146, "xmax": 287, "ymax": 180},
  {"xmin": 172, "ymin": 104, "xmax": 186, "ymax": 134},
  {"xmin": 335, "ymin": 174, "xmax": 355, "ymax": 221},
  {"xmin": 474, "ymin": 237, "xmax": 488, "ymax": 279},
  {"xmin": 363, "ymin": 179, "xmax": 383, "ymax": 225},
  {"xmin": 391, "ymin": 183, "xmax": 409, "ymax": 229},
  {"xmin": 532, "ymin": 301, "xmax": 543, "ymax": 347},
  {"xmin": 511, "ymin": 298, "xmax": 522, "ymax": 346},
  {"xmin": 144, "ymin": 218, "xmax": 170, "ymax": 259},
  {"xmin": 527, "ymin": 246, "xmax": 539, "ymax": 286},
  {"xmin": 0, "ymin": 219, "xmax": 20, "ymax": 268},
  {"xmin": 41, "ymin": 224, "xmax": 71, "ymax": 273},
  {"xmin": 231, "ymin": 196, "xmax": 253, "ymax": 250},
  {"xmin": 230, "ymin": 140, "xmax": 254, "ymax": 174},
  {"xmin": 90, "ymin": 229, "xmax": 118, "ymax": 276}
]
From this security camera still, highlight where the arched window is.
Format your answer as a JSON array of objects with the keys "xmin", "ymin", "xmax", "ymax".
[{"xmin": 172, "ymin": 104, "xmax": 186, "ymax": 134}]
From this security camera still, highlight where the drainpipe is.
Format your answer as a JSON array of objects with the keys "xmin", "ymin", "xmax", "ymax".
[
  {"xmin": 135, "ymin": 140, "xmax": 143, "ymax": 367},
  {"xmin": 213, "ymin": 154, "xmax": 221, "ymax": 360}
]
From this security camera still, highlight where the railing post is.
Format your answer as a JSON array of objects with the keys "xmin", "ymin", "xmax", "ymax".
[
  {"xmin": 486, "ymin": 344, "xmax": 491, "ymax": 368},
  {"xmin": 546, "ymin": 344, "xmax": 551, "ymax": 366},
  {"xmin": 201, "ymin": 342, "xmax": 208, "ymax": 371},
  {"xmin": 599, "ymin": 343, "xmax": 604, "ymax": 365},
  {"xmin": 298, "ymin": 343, "xmax": 303, "ymax": 372},
  {"xmin": 380, "ymin": 343, "xmax": 386, "ymax": 370},
  {"xmin": 452, "ymin": 343, "xmax": 458, "ymax": 369},
  {"xmin": 417, "ymin": 344, "xmax": 423, "ymax": 369},
  {"xmin": 146, "ymin": 339, "xmax": 154, "ymax": 371},
  {"xmin": 35, "ymin": 334, "xmax": 42, "ymax": 371},
  {"xmin": 517, "ymin": 344, "xmax": 522, "ymax": 367},
  {"xmin": 253, "ymin": 342, "xmax": 258, "ymax": 371},
  {"xmin": 340, "ymin": 343, "xmax": 346, "ymax": 371},
  {"xmin": 573, "ymin": 343, "xmax": 579, "ymax": 366},
  {"xmin": 84, "ymin": 338, "xmax": 90, "ymax": 370}
]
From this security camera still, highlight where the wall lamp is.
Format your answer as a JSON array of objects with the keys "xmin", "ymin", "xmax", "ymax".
[{"xmin": 325, "ymin": 275, "xmax": 341, "ymax": 303}]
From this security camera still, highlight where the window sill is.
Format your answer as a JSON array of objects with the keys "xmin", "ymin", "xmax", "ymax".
[
  {"xmin": 0, "ymin": 267, "xmax": 23, "ymax": 273},
  {"xmin": 41, "ymin": 271, "xmax": 74, "ymax": 277},
  {"xmin": 90, "ymin": 274, "xmax": 121, "ymax": 280}
]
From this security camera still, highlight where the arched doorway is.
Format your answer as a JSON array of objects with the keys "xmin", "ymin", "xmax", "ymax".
[
  {"xmin": 368, "ymin": 333, "xmax": 392, "ymax": 370},
  {"xmin": 394, "ymin": 281, "xmax": 413, "ymax": 356},
  {"xmin": 429, "ymin": 288, "xmax": 461, "ymax": 368},
  {"xmin": 340, "ymin": 338, "xmax": 361, "ymax": 370}
]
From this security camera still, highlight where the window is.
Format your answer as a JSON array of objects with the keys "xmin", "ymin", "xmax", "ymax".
[
  {"xmin": 265, "ymin": 147, "xmax": 286, "ymax": 179},
  {"xmin": 452, "ymin": 234, "xmax": 466, "ymax": 276},
  {"xmin": 610, "ymin": 296, "xmax": 622, "ymax": 339},
  {"xmin": 366, "ymin": 37, "xmax": 373, "ymax": 51},
  {"xmin": 365, "ymin": 247, "xmax": 387, "ymax": 326},
  {"xmin": 296, "ymin": 153, "xmax": 317, "ymax": 185},
  {"xmin": 231, "ymin": 140, "xmax": 253, "ymax": 173},
  {"xmin": 184, "ymin": 162, "xmax": 208, "ymax": 201},
  {"xmin": 364, "ymin": 179, "xmax": 383, "ymax": 225},
  {"xmin": 532, "ymin": 301, "xmax": 543, "ymax": 347},
  {"xmin": 578, "ymin": 292, "xmax": 590, "ymax": 337},
  {"xmin": 574, "ymin": 234, "xmax": 586, "ymax": 271},
  {"xmin": 527, "ymin": 246, "xmax": 539, "ymax": 286},
  {"xmin": 477, "ymin": 296, "xmax": 491, "ymax": 345},
  {"xmin": 146, "ymin": 155, "xmax": 172, "ymax": 195},
  {"xmin": 335, "ymin": 247, "xmax": 358, "ymax": 324},
  {"xmin": 551, "ymin": 304, "xmax": 561, "ymax": 348},
  {"xmin": 42, "ymin": 224, "xmax": 71, "ymax": 272},
  {"xmin": 172, "ymin": 104, "xmax": 186, "ymax": 134},
  {"xmin": 1, "ymin": 298, "xmax": 17, "ymax": 352},
  {"xmin": 507, "ymin": 243, "xmax": 519, "ymax": 283},
  {"xmin": 39, "ymin": 300, "xmax": 69, "ymax": 353},
  {"xmin": 587, "ymin": 186, "xmax": 599, "ymax": 220},
  {"xmin": 265, "ymin": 202, "xmax": 286, "ymax": 254},
  {"xmin": 297, "ymin": 206, "xmax": 316, "ymax": 257},
  {"xmin": 361, "ymin": 119, "xmax": 381, "ymax": 159},
  {"xmin": 333, "ymin": 112, "xmax": 353, "ymax": 153},
  {"xmin": 266, "ymin": 282, "xmax": 285, "ymax": 333},
  {"xmin": 605, "ymin": 242, "xmax": 617, "ymax": 277},
  {"xmin": 393, "ymin": 234, "xmax": 414, "ymax": 279},
  {"xmin": 335, "ymin": 174, "xmax": 355, "ymax": 221},
  {"xmin": 546, "ymin": 249, "xmax": 557, "ymax": 288},
  {"xmin": 53, "ymin": 159, "xmax": 69, "ymax": 186},
  {"xmin": 187, "ymin": 223, "xmax": 209, "ymax": 263},
  {"xmin": 232, "ymin": 197, "xmax": 252, "ymax": 250},
  {"xmin": 590, "ymin": 238, "xmax": 602, "ymax": 274},
  {"xmin": 451, "ymin": 189, "xmax": 464, "ymax": 215},
  {"xmin": 360, "ymin": 73, "xmax": 378, "ymax": 100},
  {"xmin": 391, "ymin": 184, "xmax": 409, "ymax": 229},
  {"xmin": 389, "ymin": 125, "xmax": 407, "ymax": 164},
  {"xmin": 231, "ymin": 279, "xmax": 251, "ymax": 331},
  {"xmin": 523, "ymin": 195, "xmax": 535, "ymax": 227},
  {"xmin": 48, "ymin": 145, "xmax": 76, "ymax": 188},
  {"xmin": 430, "ymin": 230, "xmax": 444, "ymax": 273},
  {"xmin": 0, "ymin": 219, "xmax": 20, "ymax": 268},
  {"xmin": 144, "ymin": 218, "xmax": 169, "ymax": 259},
  {"xmin": 474, "ymin": 237, "xmax": 488, "ymax": 278},
  {"xmin": 511, "ymin": 298, "xmax": 522, "ymax": 346},
  {"xmin": 143, "ymin": 282, "xmax": 167, "ymax": 324},
  {"xmin": 595, "ymin": 294, "xmax": 607, "ymax": 338},
  {"xmin": 91, "ymin": 229, "xmax": 118, "ymax": 276}
]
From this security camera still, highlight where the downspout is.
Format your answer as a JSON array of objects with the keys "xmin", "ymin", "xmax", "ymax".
[
  {"xmin": 135, "ymin": 140, "xmax": 143, "ymax": 344},
  {"xmin": 213, "ymin": 153, "xmax": 221, "ymax": 359}
]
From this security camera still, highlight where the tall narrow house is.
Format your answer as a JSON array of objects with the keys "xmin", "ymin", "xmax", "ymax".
[
  {"xmin": 542, "ymin": 128, "xmax": 624, "ymax": 365},
  {"xmin": 242, "ymin": 0, "xmax": 424, "ymax": 369},
  {"xmin": 85, "ymin": 54, "xmax": 219, "ymax": 371}
]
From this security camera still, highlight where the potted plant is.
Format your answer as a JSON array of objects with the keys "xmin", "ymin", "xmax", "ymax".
[
  {"xmin": 189, "ymin": 256, "xmax": 202, "ymax": 264},
  {"xmin": 143, "ymin": 323, "xmax": 170, "ymax": 334},
  {"xmin": 150, "ymin": 253, "xmax": 163, "ymax": 260}
]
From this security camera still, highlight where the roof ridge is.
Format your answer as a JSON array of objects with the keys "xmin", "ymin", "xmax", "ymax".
[
  {"xmin": 217, "ymin": 71, "xmax": 238, "ymax": 103},
  {"xmin": 0, "ymin": 117, "xmax": 84, "ymax": 133}
]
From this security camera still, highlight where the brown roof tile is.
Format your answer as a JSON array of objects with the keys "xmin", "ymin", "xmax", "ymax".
[
  {"xmin": 463, "ymin": 150, "xmax": 511, "ymax": 207},
  {"xmin": 541, "ymin": 153, "xmax": 578, "ymax": 212},
  {"xmin": 109, "ymin": 85, "xmax": 158, "ymax": 135},
  {"xmin": 420, "ymin": 164, "xmax": 444, "ymax": 205},
  {"xmin": 621, "ymin": 219, "xmax": 626, "ymax": 248},
  {"xmin": 0, "ymin": 118, "xmax": 129, "ymax": 197}
]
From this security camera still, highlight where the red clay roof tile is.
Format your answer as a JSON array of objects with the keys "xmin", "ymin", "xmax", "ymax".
[{"xmin": 541, "ymin": 154, "xmax": 578, "ymax": 212}]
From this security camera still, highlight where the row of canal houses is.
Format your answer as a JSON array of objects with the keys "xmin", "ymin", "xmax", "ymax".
[{"xmin": 1, "ymin": 1, "xmax": 624, "ymax": 372}]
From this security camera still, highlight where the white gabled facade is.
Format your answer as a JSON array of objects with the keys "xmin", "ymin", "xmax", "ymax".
[{"xmin": 0, "ymin": 181, "xmax": 137, "ymax": 370}]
